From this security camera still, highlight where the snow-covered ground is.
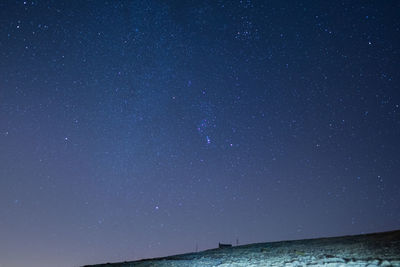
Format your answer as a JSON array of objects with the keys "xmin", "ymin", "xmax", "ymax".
[{"xmin": 84, "ymin": 230, "xmax": 400, "ymax": 267}]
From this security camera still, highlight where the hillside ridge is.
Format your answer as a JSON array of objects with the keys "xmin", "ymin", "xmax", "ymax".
[{"xmin": 83, "ymin": 229, "xmax": 400, "ymax": 266}]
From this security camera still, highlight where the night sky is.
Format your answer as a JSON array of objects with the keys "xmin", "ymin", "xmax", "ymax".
[{"xmin": 1, "ymin": 1, "xmax": 400, "ymax": 266}]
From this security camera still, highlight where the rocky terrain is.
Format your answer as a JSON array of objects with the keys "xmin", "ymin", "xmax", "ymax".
[{"xmin": 83, "ymin": 230, "xmax": 400, "ymax": 266}]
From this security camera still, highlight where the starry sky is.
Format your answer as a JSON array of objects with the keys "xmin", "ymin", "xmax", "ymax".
[{"xmin": 1, "ymin": 1, "xmax": 399, "ymax": 266}]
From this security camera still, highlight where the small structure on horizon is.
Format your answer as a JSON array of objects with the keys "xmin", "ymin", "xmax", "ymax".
[{"xmin": 218, "ymin": 243, "xmax": 232, "ymax": 249}]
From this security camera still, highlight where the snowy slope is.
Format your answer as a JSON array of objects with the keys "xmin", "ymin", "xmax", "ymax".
[{"xmin": 83, "ymin": 230, "xmax": 400, "ymax": 267}]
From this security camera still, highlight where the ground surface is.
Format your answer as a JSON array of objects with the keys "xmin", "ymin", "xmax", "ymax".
[{"xmin": 83, "ymin": 230, "xmax": 400, "ymax": 266}]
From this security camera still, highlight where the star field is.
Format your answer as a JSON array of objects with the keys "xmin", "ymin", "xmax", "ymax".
[{"xmin": 0, "ymin": 1, "xmax": 399, "ymax": 266}]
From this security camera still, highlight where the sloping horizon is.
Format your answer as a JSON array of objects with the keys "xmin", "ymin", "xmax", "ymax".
[{"xmin": 84, "ymin": 229, "xmax": 400, "ymax": 266}]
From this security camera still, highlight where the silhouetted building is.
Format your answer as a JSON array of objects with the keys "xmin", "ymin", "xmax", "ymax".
[{"xmin": 218, "ymin": 243, "xmax": 232, "ymax": 249}]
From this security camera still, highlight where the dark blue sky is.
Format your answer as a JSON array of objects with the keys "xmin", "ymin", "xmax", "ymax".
[{"xmin": 1, "ymin": 1, "xmax": 399, "ymax": 266}]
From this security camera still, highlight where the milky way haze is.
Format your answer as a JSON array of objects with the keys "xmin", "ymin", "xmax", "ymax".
[{"xmin": 0, "ymin": 1, "xmax": 399, "ymax": 267}]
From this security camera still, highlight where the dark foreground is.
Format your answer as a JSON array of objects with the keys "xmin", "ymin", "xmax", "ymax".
[{"xmin": 83, "ymin": 230, "xmax": 400, "ymax": 266}]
